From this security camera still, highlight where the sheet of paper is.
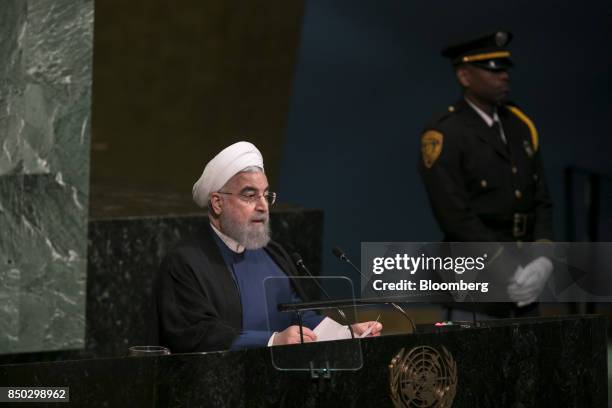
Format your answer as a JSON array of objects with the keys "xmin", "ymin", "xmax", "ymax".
[{"xmin": 313, "ymin": 317, "xmax": 352, "ymax": 342}]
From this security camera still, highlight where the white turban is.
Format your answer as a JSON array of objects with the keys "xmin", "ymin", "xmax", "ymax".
[{"xmin": 192, "ymin": 141, "xmax": 264, "ymax": 208}]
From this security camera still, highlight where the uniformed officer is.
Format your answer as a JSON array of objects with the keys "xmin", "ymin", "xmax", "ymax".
[
  {"xmin": 418, "ymin": 31, "xmax": 554, "ymax": 311},
  {"xmin": 419, "ymin": 31, "xmax": 553, "ymax": 243}
]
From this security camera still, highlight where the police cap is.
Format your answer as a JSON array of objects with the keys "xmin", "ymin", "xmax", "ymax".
[{"xmin": 441, "ymin": 31, "xmax": 514, "ymax": 71}]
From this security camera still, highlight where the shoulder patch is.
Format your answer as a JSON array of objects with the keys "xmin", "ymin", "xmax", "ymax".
[
  {"xmin": 507, "ymin": 106, "xmax": 539, "ymax": 152},
  {"xmin": 421, "ymin": 130, "xmax": 444, "ymax": 168}
]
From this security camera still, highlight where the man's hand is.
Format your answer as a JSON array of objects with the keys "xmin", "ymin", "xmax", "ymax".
[
  {"xmin": 272, "ymin": 325, "xmax": 317, "ymax": 345},
  {"xmin": 507, "ymin": 256, "xmax": 553, "ymax": 307},
  {"xmin": 351, "ymin": 321, "xmax": 383, "ymax": 337}
]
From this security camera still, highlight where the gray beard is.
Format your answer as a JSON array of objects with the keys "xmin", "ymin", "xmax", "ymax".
[{"xmin": 220, "ymin": 214, "xmax": 271, "ymax": 250}]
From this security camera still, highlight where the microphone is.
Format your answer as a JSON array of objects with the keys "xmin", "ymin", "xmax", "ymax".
[
  {"xmin": 332, "ymin": 247, "xmax": 369, "ymax": 281},
  {"xmin": 291, "ymin": 252, "xmax": 334, "ymax": 301},
  {"xmin": 291, "ymin": 252, "xmax": 307, "ymax": 270},
  {"xmin": 331, "ymin": 246, "xmax": 417, "ymax": 333},
  {"xmin": 331, "ymin": 247, "xmax": 346, "ymax": 260},
  {"xmin": 291, "ymin": 252, "xmax": 354, "ymax": 339}
]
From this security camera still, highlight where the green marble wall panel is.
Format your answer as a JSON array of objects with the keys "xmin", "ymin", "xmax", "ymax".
[{"xmin": 0, "ymin": 0, "xmax": 93, "ymax": 354}]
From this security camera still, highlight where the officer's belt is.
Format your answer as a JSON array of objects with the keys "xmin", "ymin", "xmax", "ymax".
[{"xmin": 479, "ymin": 213, "xmax": 534, "ymax": 238}]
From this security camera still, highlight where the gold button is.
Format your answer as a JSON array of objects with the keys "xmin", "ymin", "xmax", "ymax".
[
  {"xmin": 448, "ymin": 106, "xmax": 455, "ymax": 112},
  {"xmin": 480, "ymin": 179, "xmax": 487, "ymax": 188},
  {"xmin": 515, "ymin": 190, "xmax": 522, "ymax": 199},
  {"xmin": 512, "ymin": 166, "xmax": 518, "ymax": 174}
]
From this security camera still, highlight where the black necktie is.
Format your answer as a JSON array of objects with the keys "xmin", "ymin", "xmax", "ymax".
[{"xmin": 493, "ymin": 117, "xmax": 506, "ymax": 145}]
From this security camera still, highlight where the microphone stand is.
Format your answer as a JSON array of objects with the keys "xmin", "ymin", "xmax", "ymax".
[
  {"xmin": 332, "ymin": 247, "xmax": 418, "ymax": 333},
  {"xmin": 292, "ymin": 253, "xmax": 355, "ymax": 342}
]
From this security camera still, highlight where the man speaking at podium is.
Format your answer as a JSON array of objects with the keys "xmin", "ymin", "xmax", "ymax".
[{"xmin": 154, "ymin": 142, "xmax": 381, "ymax": 353}]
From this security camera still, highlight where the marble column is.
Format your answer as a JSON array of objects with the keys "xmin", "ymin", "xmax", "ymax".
[{"xmin": 0, "ymin": 0, "xmax": 94, "ymax": 353}]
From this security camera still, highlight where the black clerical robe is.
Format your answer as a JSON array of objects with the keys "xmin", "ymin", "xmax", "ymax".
[{"xmin": 151, "ymin": 223, "xmax": 309, "ymax": 353}]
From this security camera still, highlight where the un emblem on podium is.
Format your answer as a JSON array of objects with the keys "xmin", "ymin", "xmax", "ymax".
[{"xmin": 389, "ymin": 346, "xmax": 457, "ymax": 407}]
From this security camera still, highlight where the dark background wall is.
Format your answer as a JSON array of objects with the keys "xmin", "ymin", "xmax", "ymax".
[
  {"xmin": 90, "ymin": 0, "xmax": 305, "ymax": 195},
  {"xmin": 89, "ymin": 0, "xmax": 612, "ymax": 279},
  {"xmin": 279, "ymin": 0, "xmax": 612, "ymax": 279}
]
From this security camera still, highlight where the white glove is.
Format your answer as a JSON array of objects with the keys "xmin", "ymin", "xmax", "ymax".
[{"xmin": 507, "ymin": 257, "xmax": 553, "ymax": 307}]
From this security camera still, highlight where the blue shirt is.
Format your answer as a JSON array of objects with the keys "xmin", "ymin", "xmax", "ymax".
[{"xmin": 212, "ymin": 232, "xmax": 323, "ymax": 349}]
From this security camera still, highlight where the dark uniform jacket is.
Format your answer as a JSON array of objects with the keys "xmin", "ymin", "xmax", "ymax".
[
  {"xmin": 419, "ymin": 98, "xmax": 553, "ymax": 242},
  {"xmin": 151, "ymin": 223, "xmax": 308, "ymax": 353}
]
